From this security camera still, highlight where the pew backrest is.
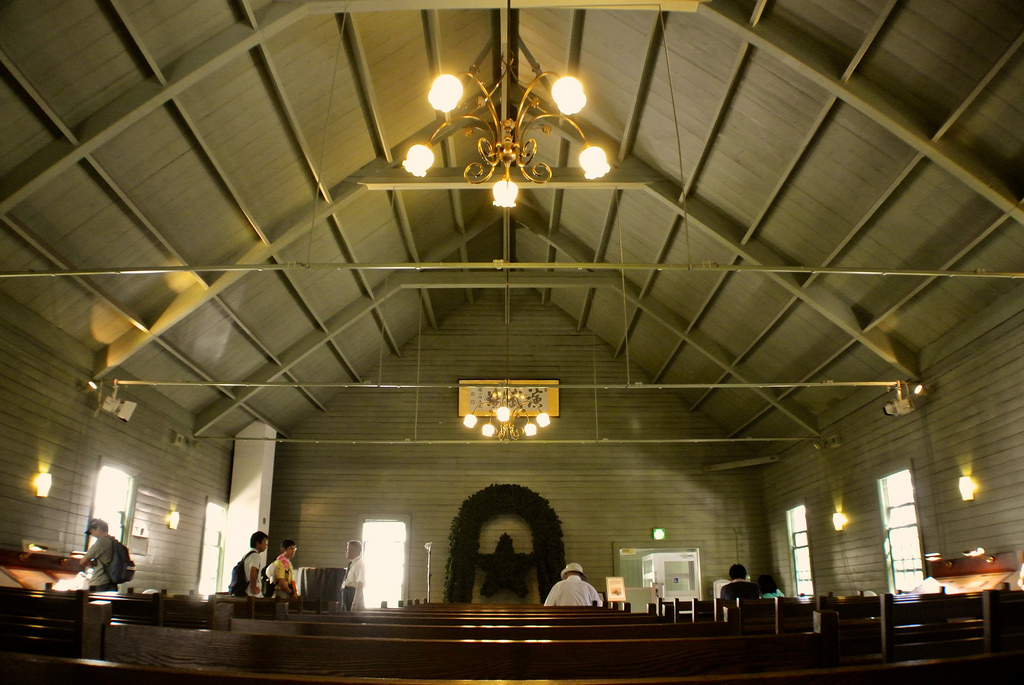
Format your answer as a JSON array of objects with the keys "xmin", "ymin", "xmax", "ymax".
[
  {"xmin": 230, "ymin": 616, "xmax": 733, "ymax": 640},
  {"xmin": 983, "ymin": 589, "xmax": 1024, "ymax": 653},
  {"xmin": 881, "ymin": 592, "xmax": 985, "ymax": 663},
  {"xmin": 776, "ymin": 597, "xmax": 815, "ymax": 634},
  {"xmin": 10, "ymin": 649, "xmax": 1024, "ymax": 685},
  {"xmin": 104, "ymin": 615, "xmax": 839, "ymax": 679}
]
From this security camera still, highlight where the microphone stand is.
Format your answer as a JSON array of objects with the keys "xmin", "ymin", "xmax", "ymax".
[{"xmin": 424, "ymin": 542, "xmax": 433, "ymax": 603}]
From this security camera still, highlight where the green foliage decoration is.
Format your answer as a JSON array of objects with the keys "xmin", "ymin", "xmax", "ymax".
[
  {"xmin": 443, "ymin": 483, "xmax": 565, "ymax": 603},
  {"xmin": 478, "ymin": 532, "xmax": 533, "ymax": 597}
]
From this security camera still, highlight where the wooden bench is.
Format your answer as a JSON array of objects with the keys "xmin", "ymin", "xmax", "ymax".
[
  {"xmin": 983, "ymin": 589, "xmax": 1024, "ymax": 653},
  {"xmin": 689, "ymin": 598, "xmax": 728, "ymax": 622},
  {"xmin": 817, "ymin": 594, "xmax": 882, "ymax": 663},
  {"xmin": 277, "ymin": 608, "xmax": 666, "ymax": 626},
  {"xmin": 776, "ymin": 597, "xmax": 816, "ymax": 633},
  {"xmin": 229, "ymin": 616, "xmax": 733, "ymax": 640},
  {"xmin": 9, "ymin": 647, "xmax": 1024, "ymax": 684},
  {"xmin": 102, "ymin": 613, "xmax": 840, "ymax": 679},
  {"xmin": 718, "ymin": 597, "xmax": 816, "ymax": 636},
  {"xmin": 723, "ymin": 598, "xmax": 774, "ymax": 635},
  {"xmin": 344, "ymin": 603, "xmax": 629, "ymax": 618},
  {"xmin": 0, "ymin": 589, "xmax": 110, "ymax": 658},
  {"xmin": 881, "ymin": 592, "xmax": 985, "ymax": 663}
]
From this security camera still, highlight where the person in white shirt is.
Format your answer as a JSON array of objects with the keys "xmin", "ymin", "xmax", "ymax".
[
  {"xmin": 342, "ymin": 540, "xmax": 365, "ymax": 610},
  {"xmin": 245, "ymin": 531, "xmax": 269, "ymax": 596},
  {"xmin": 544, "ymin": 562, "xmax": 602, "ymax": 607}
]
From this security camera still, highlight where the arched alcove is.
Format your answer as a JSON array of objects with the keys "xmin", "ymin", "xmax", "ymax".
[{"xmin": 443, "ymin": 484, "xmax": 565, "ymax": 603}]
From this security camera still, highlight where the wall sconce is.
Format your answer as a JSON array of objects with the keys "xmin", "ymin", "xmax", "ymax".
[
  {"xmin": 652, "ymin": 528, "xmax": 666, "ymax": 541},
  {"xmin": 168, "ymin": 511, "xmax": 180, "ymax": 529},
  {"xmin": 958, "ymin": 476, "xmax": 976, "ymax": 501},
  {"xmin": 832, "ymin": 512, "xmax": 848, "ymax": 531},
  {"xmin": 34, "ymin": 472, "xmax": 52, "ymax": 497}
]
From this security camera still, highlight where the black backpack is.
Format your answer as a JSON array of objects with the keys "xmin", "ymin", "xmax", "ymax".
[
  {"xmin": 260, "ymin": 560, "xmax": 276, "ymax": 597},
  {"xmin": 107, "ymin": 538, "xmax": 136, "ymax": 585},
  {"xmin": 228, "ymin": 550, "xmax": 259, "ymax": 596}
]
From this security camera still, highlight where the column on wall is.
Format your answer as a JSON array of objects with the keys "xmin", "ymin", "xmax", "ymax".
[{"xmin": 223, "ymin": 422, "xmax": 277, "ymax": 589}]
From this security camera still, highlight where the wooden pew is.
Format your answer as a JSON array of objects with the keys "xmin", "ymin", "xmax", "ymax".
[
  {"xmin": 0, "ymin": 589, "xmax": 110, "ymax": 658},
  {"xmin": 13, "ymin": 646, "xmax": 1024, "ymax": 684},
  {"xmin": 817, "ymin": 594, "xmax": 882, "ymax": 663},
  {"xmin": 881, "ymin": 592, "xmax": 985, "ymax": 663},
  {"xmin": 278, "ymin": 609, "xmax": 665, "ymax": 626},
  {"xmin": 389, "ymin": 602, "xmax": 618, "ymax": 611},
  {"xmin": 690, "ymin": 598, "xmax": 726, "ymax": 622},
  {"xmin": 776, "ymin": 597, "xmax": 816, "ymax": 634},
  {"xmin": 983, "ymin": 588, "xmax": 1024, "ymax": 653},
  {"xmin": 346, "ymin": 604, "xmax": 629, "ymax": 619},
  {"xmin": 230, "ymin": 616, "xmax": 733, "ymax": 640},
  {"xmin": 723, "ymin": 598, "xmax": 774, "ymax": 635},
  {"xmin": 102, "ymin": 613, "xmax": 840, "ymax": 679}
]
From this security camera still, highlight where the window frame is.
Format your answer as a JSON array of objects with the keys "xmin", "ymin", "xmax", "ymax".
[
  {"xmin": 878, "ymin": 469, "xmax": 925, "ymax": 593},
  {"xmin": 87, "ymin": 463, "xmax": 137, "ymax": 548},
  {"xmin": 198, "ymin": 498, "xmax": 228, "ymax": 595},
  {"xmin": 786, "ymin": 504, "xmax": 814, "ymax": 597}
]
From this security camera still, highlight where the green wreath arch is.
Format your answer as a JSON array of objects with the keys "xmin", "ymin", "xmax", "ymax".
[{"xmin": 443, "ymin": 483, "xmax": 565, "ymax": 603}]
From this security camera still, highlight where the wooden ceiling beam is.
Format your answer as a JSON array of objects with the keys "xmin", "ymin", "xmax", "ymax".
[
  {"xmin": 0, "ymin": 1, "xmax": 309, "ymax": 215},
  {"xmin": 522, "ymin": 220, "xmax": 820, "ymax": 435},
  {"xmin": 700, "ymin": 0, "xmax": 1024, "ymax": 224}
]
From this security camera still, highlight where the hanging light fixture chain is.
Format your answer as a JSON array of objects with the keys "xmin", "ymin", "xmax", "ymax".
[
  {"xmin": 306, "ymin": 11, "xmax": 347, "ymax": 265},
  {"xmin": 658, "ymin": 10, "xmax": 693, "ymax": 267}
]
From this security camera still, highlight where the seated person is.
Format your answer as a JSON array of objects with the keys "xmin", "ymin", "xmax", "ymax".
[
  {"xmin": 720, "ymin": 564, "xmax": 761, "ymax": 599},
  {"xmin": 758, "ymin": 574, "xmax": 784, "ymax": 598}
]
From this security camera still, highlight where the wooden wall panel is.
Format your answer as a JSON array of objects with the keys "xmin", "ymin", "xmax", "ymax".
[
  {"xmin": 0, "ymin": 292, "xmax": 232, "ymax": 593},
  {"xmin": 270, "ymin": 292, "xmax": 772, "ymax": 602},
  {"xmin": 763, "ymin": 288, "xmax": 1024, "ymax": 597}
]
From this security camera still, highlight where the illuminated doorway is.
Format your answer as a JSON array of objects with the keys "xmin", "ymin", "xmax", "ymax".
[{"xmin": 361, "ymin": 519, "xmax": 408, "ymax": 608}]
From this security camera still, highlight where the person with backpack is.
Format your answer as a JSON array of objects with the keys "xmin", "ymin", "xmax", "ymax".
[
  {"xmin": 229, "ymin": 531, "xmax": 268, "ymax": 597},
  {"xmin": 267, "ymin": 539, "xmax": 299, "ymax": 600},
  {"xmin": 81, "ymin": 518, "xmax": 120, "ymax": 591}
]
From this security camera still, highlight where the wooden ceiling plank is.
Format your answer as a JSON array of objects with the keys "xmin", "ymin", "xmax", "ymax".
[
  {"xmin": 0, "ymin": 45, "xmax": 78, "ymax": 143},
  {"xmin": 699, "ymin": 0, "xmax": 1024, "ymax": 224},
  {"xmin": 644, "ymin": 176, "xmax": 920, "ymax": 379},
  {"xmin": 306, "ymin": 1, "xmax": 706, "ymax": 10},
  {"xmin": 683, "ymin": 43, "xmax": 750, "ymax": 198},
  {"xmin": 389, "ymin": 189, "xmax": 439, "ymax": 330},
  {"xmin": 253, "ymin": 20, "xmax": 405, "ymax": 359},
  {"xmin": 614, "ymin": 215, "xmax": 683, "ymax": 358},
  {"xmin": 0, "ymin": 2, "xmax": 309, "ymax": 214},
  {"xmin": 526, "ymin": 222, "xmax": 819, "ymax": 434},
  {"xmin": 343, "ymin": 13, "xmax": 392, "ymax": 162},
  {"xmin": 193, "ymin": 215, "xmax": 502, "ymax": 433},
  {"xmin": 94, "ymin": 171, "xmax": 372, "ymax": 377},
  {"xmin": 0, "ymin": 214, "xmax": 149, "ymax": 332},
  {"xmin": 423, "ymin": 9, "xmax": 473, "ymax": 304},
  {"xmin": 932, "ymin": 24, "xmax": 1024, "ymax": 141},
  {"xmin": 576, "ymin": 190, "xmax": 621, "ymax": 331},
  {"xmin": 841, "ymin": 0, "xmax": 901, "ymax": 82},
  {"xmin": 108, "ymin": 0, "xmax": 169, "ymax": 86},
  {"xmin": 618, "ymin": 11, "xmax": 664, "ymax": 163}
]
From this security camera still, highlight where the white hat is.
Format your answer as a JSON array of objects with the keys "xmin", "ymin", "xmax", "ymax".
[{"xmin": 561, "ymin": 562, "xmax": 586, "ymax": 580}]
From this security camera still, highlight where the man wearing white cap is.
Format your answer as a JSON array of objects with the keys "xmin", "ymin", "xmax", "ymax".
[{"xmin": 544, "ymin": 562, "xmax": 603, "ymax": 607}]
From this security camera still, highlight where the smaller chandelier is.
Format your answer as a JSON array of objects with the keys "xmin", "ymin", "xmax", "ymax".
[
  {"xmin": 462, "ymin": 385, "xmax": 551, "ymax": 441},
  {"xmin": 403, "ymin": 59, "xmax": 610, "ymax": 207}
]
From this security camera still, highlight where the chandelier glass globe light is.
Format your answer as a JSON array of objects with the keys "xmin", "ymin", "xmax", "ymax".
[
  {"xmin": 462, "ymin": 385, "xmax": 551, "ymax": 442},
  {"xmin": 403, "ymin": 57, "xmax": 609, "ymax": 207}
]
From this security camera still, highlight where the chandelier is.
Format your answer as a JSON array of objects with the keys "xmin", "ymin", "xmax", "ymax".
[
  {"xmin": 461, "ymin": 383, "xmax": 552, "ymax": 441},
  {"xmin": 402, "ymin": 55, "xmax": 609, "ymax": 207}
]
